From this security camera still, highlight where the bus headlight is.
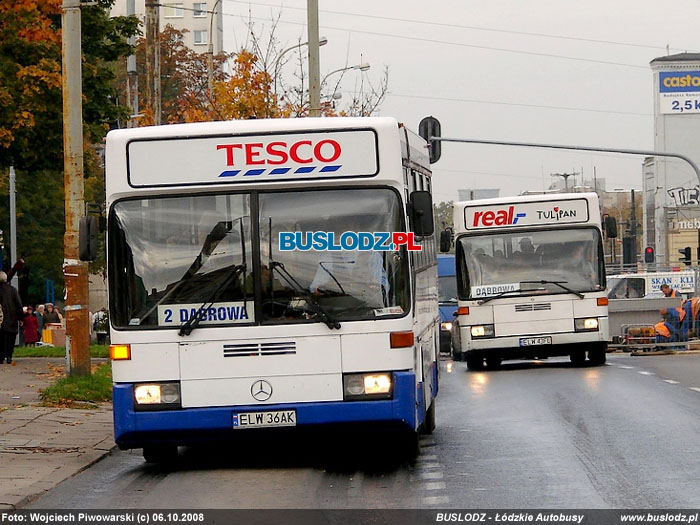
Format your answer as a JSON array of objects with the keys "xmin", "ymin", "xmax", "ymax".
[
  {"xmin": 575, "ymin": 318, "xmax": 599, "ymax": 332},
  {"xmin": 343, "ymin": 373, "xmax": 393, "ymax": 400},
  {"xmin": 470, "ymin": 324, "xmax": 495, "ymax": 339},
  {"xmin": 133, "ymin": 382, "xmax": 181, "ymax": 410},
  {"xmin": 441, "ymin": 322, "xmax": 453, "ymax": 331}
]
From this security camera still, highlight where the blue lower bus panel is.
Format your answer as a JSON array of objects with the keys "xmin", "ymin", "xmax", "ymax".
[{"xmin": 113, "ymin": 371, "xmax": 418, "ymax": 449}]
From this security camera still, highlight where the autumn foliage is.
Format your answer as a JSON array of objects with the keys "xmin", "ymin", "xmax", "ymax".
[{"xmin": 0, "ymin": 0, "xmax": 137, "ymax": 302}]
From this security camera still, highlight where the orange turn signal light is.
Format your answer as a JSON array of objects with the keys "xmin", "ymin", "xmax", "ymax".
[
  {"xmin": 597, "ymin": 297, "xmax": 609, "ymax": 306},
  {"xmin": 109, "ymin": 344, "xmax": 131, "ymax": 360},
  {"xmin": 390, "ymin": 331, "xmax": 415, "ymax": 348},
  {"xmin": 457, "ymin": 306, "xmax": 470, "ymax": 315}
]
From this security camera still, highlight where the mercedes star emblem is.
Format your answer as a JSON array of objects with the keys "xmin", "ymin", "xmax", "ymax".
[{"xmin": 251, "ymin": 379, "xmax": 273, "ymax": 401}]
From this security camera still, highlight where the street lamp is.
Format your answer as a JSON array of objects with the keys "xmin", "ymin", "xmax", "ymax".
[
  {"xmin": 207, "ymin": 0, "xmax": 222, "ymax": 101},
  {"xmin": 321, "ymin": 63, "xmax": 370, "ymax": 88},
  {"xmin": 272, "ymin": 36, "xmax": 327, "ymax": 98}
]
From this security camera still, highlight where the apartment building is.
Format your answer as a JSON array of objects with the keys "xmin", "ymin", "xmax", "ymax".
[{"xmin": 111, "ymin": 0, "xmax": 224, "ymax": 55}]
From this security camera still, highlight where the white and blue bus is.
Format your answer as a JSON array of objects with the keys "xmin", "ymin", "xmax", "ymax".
[
  {"xmin": 446, "ymin": 193, "xmax": 609, "ymax": 369},
  {"xmin": 97, "ymin": 117, "xmax": 440, "ymax": 462}
]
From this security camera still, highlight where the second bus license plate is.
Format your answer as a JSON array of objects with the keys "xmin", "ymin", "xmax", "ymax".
[
  {"xmin": 233, "ymin": 410, "xmax": 297, "ymax": 429},
  {"xmin": 519, "ymin": 336, "xmax": 552, "ymax": 347}
]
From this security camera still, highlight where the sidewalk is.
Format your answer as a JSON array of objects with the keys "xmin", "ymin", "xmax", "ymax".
[{"xmin": 0, "ymin": 358, "xmax": 114, "ymax": 510}]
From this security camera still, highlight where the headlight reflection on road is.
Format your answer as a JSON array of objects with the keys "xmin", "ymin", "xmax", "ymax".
[
  {"xmin": 469, "ymin": 372, "xmax": 489, "ymax": 395},
  {"xmin": 584, "ymin": 368, "xmax": 600, "ymax": 390},
  {"xmin": 445, "ymin": 360, "xmax": 454, "ymax": 374}
]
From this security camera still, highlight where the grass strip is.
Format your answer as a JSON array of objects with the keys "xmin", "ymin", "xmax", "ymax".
[
  {"xmin": 40, "ymin": 363, "xmax": 113, "ymax": 407},
  {"xmin": 14, "ymin": 345, "xmax": 109, "ymax": 358}
]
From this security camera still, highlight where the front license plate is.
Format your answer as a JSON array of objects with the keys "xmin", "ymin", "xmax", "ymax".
[
  {"xmin": 519, "ymin": 336, "xmax": 552, "ymax": 347},
  {"xmin": 233, "ymin": 410, "xmax": 297, "ymax": 429}
]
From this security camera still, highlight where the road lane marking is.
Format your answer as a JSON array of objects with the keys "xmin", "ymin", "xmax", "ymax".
[
  {"xmin": 638, "ymin": 371, "xmax": 655, "ymax": 375},
  {"xmin": 419, "ymin": 462, "xmax": 442, "ymax": 470},
  {"xmin": 689, "ymin": 387, "xmax": 700, "ymax": 394},
  {"xmin": 618, "ymin": 365, "xmax": 635, "ymax": 369},
  {"xmin": 424, "ymin": 481, "xmax": 446, "ymax": 491},
  {"xmin": 419, "ymin": 471, "xmax": 444, "ymax": 480},
  {"xmin": 422, "ymin": 454, "xmax": 438, "ymax": 460},
  {"xmin": 422, "ymin": 495, "xmax": 450, "ymax": 505},
  {"xmin": 663, "ymin": 379, "xmax": 680, "ymax": 384}
]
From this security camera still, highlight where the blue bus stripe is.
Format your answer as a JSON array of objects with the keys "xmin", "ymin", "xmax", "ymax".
[
  {"xmin": 244, "ymin": 169, "xmax": 265, "ymax": 176},
  {"xmin": 295, "ymin": 167, "xmax": 315, "ymax": 174},
  {"xmin": 269, "ymin": 167, "xmax": 291, "ymax": 174},
  {"xmin": 219, "ymin": 170, "xmax": 240, "ymax": 177},
  {"xmin": 319, "ymin": 165, "xmax": 341, "ymax": 172}
]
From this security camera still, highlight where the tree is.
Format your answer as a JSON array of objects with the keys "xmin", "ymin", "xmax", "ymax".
[
  {"xmin": 434, "ymin": 201, "xmax": 454, "ymax": 254},
  {"xmin": 434, "ymin": 201, "xmax": 454, "ymax": 231},
  {"xmin": 115, "ymin": 25, "xmax": 229, "ymax": 125},
  {"xmin": 0, "ymin": 0, "xmax": 138, "ymax": 303}
]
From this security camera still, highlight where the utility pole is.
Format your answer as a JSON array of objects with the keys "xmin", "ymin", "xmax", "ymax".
[
  {"xmin": 9, "ymin": 167, "xmax": 17, "ymax": 289},
  {"xmin": 126, "ymin": 0, "xmax": 138, "ymax": 127},
  {"xmin": 61, "ymin": 0, "xmax": 91, "ymax": 376},
  {"xmin": 207, "ymin": 0, "xmax": 222, "ymax": 102},
  {"xmin": 630, "ymin": 189, "xmax": 638, "ymax": 263},
  {"xmin": 307, "ymin": 0, "xmax": 321, "ymax": 117},
  {"xmin": 145, "ymin": 1, "xmax": 160, "ymax": 124},
  {"xmin": 551, "ymin": 171, "xmax": 578, "ymax": 191}
]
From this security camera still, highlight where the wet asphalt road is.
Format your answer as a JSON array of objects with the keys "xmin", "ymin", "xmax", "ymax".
[{"xmin": 28, "ymin": 353, "xmax": 700, "ymax": 509}]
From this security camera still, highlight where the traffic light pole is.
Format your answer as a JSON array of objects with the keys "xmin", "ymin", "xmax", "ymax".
[{"xmin": 427, "ymin": 137, "xmax": 700, "ymax": 186}]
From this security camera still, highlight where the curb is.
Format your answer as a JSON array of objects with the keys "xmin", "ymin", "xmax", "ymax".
[
  {"xmin": 2, "ymin": 444, "xmax": 116, "ymax": 510},
  {"xmin": 628, "ymin": 349, "xmax": 700, "ymax": 356}
]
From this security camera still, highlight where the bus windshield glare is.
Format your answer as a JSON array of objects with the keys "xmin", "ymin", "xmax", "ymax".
[
  {"xmin": 109, "ymin": 188, "xmax": 410, "ymax": 329},
  {"xmin": 457, "ymin": 227, "xmax": 605, "ymax": 299}
]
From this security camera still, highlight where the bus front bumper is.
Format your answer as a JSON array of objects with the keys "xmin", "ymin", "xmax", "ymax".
[
  {"xmin": 113, "ymin": 371, "xmax": 417, "ymax": 449},
  {"xmin": 465, "ymin": 320, "xmax": 609, "ymax": 359}
]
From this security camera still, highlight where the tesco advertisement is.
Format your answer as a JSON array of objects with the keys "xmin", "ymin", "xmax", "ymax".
[{"xmin": 127, "ymin": 129, "xmax": 378, "ymax": 187}]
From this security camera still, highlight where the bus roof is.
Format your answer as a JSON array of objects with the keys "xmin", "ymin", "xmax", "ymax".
[
  {"xmin": 454, "ymin": 191, "xmax": 599, "ymax": 208},
  {"xmin": 104, "ymin": 117, "xmax": 429, "ymax": 199}
]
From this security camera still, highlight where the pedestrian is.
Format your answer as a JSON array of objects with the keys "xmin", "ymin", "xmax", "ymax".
[
  {"xmin": 22, "ymin": 305, "xmax": 39, "ymax": 346},
  {"xmin": 660, "ymin": 284, "xmax": 678, "ymax": 298},
  {"xmin": 0, "ymin": 271, "xmax": 23, "ymax": 364},
  {"xmin": 35, "ymin": 304, "xmax": 45, "ymax": 342},
  {"xmin": 43, "ymin": 303, "xmax": 61, "ymax": 325}
]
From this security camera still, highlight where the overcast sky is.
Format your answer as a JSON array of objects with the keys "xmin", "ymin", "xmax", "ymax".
[{"xmin": 220, "ymin": 0, "xmax": 700, "ymax": 203}]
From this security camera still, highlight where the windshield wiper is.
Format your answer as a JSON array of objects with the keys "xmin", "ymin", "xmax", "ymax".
[
  {"xmin": 477, "ymin": 288, "xmax": 523, "ymax": 305},
  {"xmin": 178, "ymin": 263, "xmax": 247, "ymax": 336},
  {"xmin": 318, "ymin": 261, "xmax": 348, "ymax": 294},
  {"xmin": 179, "ymin": 217, "xmax": 249, "ymax": 336},
  {"xmin": 520, "ymin": 280, "xmax": 584, "ymax": 299},
  {"xmin": 269, "ymin": 260, "xmax": 341, "ymax": 330}
]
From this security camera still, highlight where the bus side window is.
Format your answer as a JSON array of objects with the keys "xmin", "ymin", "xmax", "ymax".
[
  {"xmin": 455, "ymin": 241, "xmax": 469, "ymax": 299},
  {"xmin": 628, "ymin": 278, "xmax": 645, "ymax": 298}
]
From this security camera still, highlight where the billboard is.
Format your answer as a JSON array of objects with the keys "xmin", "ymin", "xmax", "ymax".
[{"xmin": 659, "ymin": 71, "xmax": 700, "ymax": 115}]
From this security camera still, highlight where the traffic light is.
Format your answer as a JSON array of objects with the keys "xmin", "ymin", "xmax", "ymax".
[
  {"xmin": 679, "ymin": 246, "xmax": 692, "ymax": 265},
  {"xmin": 644, "ymin": 246, "xmax": 655, "ymax": 263},
  {"xmin": 418, "ymin": 116, "xmax": 442, "ymax": 164}
]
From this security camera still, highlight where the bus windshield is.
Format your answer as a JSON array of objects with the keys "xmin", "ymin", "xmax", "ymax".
[
  {"xmin": 109, "ymin": 188, "xmax": 410, "ymax": 329},
  {"xmin": 456, "ymin": 227, "xmax": 605, "ymax": 299}
]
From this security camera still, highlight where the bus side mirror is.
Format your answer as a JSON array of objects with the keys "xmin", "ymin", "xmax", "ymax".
[
  {"xmin": 604, "ymin": 216, "xmax": 617, "ymax": 238},
  {"xmin": 409, "ymin": 190, "xmax": 434, "ymax": 237},
  {"xmin": 439, "ymin": 230, "xmax": 452, "ymax": 252},
  {"xmin": 79, "ymin": 215, "xmax": 98, "ymax": 261}
]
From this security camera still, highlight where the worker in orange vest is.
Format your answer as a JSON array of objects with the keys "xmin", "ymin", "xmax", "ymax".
[
  {"xmin": 660, "ymin": 284, "xmax": 678, "ymax": 297},
  {"xmin": 655, "ymin": 307, "xmax": 687, "ymax": 343}
]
